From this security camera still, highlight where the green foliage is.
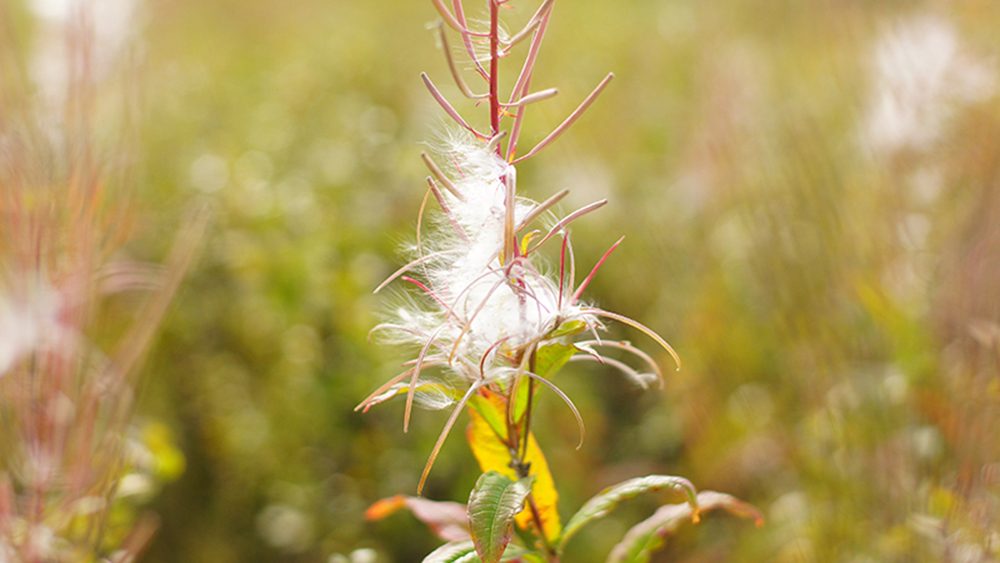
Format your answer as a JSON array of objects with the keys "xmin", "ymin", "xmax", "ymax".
[
  {"xmin": 606, "ymin": 492, "xmax": 762, "ymax": 563},
  {"xmin": 423, "ymin": 540, "xmax": 483, "ymax": 563},
  {"xmin": 534, "ymin": 342, "xmax": 578, "ymax": 380},
  {"xmin": 423, "ymin": 540, "xmax": 532, "ymax": 563},
  {"xmin": 467, "ymin": 472, "xmax": 535, "ymax": 563},
  {"xmin": 560, "ymin": 476, "xmax": 699, "ymax": 549}
]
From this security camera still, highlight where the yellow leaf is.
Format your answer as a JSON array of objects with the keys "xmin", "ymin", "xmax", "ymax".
[{"xmin": 466, "ymin": 390, "xmax": 562, "ymax": 544}]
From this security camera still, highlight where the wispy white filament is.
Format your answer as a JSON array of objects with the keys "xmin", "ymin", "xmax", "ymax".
[{"xmin": 379, "ymin": 132, "xmax": 597, "ymax": 387}]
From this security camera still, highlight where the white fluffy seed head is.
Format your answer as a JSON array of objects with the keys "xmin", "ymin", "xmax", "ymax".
[{"xmin": 383, "ymin": 131, "xmax": 597, "ymax": 385}]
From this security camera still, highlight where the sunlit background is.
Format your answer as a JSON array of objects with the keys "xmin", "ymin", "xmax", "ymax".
[{"xmin": 3, "ymin": 0, "xmax": 1000, "ymax": 561}]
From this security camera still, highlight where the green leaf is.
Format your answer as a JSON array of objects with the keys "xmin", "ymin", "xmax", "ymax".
[
  {"xmin": 468, "ymin": 471, "xmax": 535, "ymax": 563},
  {"xmin": 548, "ymin": 319, "xmax": 587, "ymax": 339},
  {"xmin": 560, "ymin": 475, "xmax": 698, "ymax": 548},
  {"xmin": 467, "ymin": 391, "xmax": 563, "ymax": 543},
  {"xmin": 424, "ymin": 540, "xmax": 482, "ymax": 563},
  {"xmin": 423, "ymin": 540, "xmax": 536, "ymax": 563},
  {"xmin": 606, "ymin": 491, "xmax": 763, "ymax": 563},
  {"xmin": 535, "ymin": 341, "xmax": 577, "ymax": 378}
]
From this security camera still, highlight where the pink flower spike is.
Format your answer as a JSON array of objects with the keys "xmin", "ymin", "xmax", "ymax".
[
  {"xmin": 571, "ymin": 236, "xmax": 624, "ymax": 305},
  {"xmin": 401, "ymin": 276, "xmax": 462, "ymax": 323},
  {"xmin": 434, "ymin": 22, "xmax": 489, "ymax": 100},
  {"xmin": 513, "ymin": 73, "xmax": 614, "ymax": 164},
  {"xmin": 421, "ymin": 152, "xmax": 463, "ymax": 200},
  {"xmin": 417, "ymin": 381, "xmax": 483, "ymax": 495},
  {"xmin": 527, "ymin": 199, "xmax": 608, "ymax": 254},
  {"xmin": 498, "ymin": 88, "xmax": 558, "ymax": 108},
  {"xmin": 426, "ymin": 177, "xmax": 470, "ymax": 242},
  {"xmin": 516, "ymin": 188, "xmax": 569, "ymax": 235},
  {"xmin": 502, "ymin": 0, "xmax": 553, "ymax": 47},
  {"xmin": 506, "ymin": 9, "xmax": 552, "ymax": 161},
  {"xmin": 405, "ymin": 324, "xmax": 449, "ymax": 433},
  {"xmin": 581, "ymin": 307, "xmax": 681, "ymax": 370},
  {"xmin": 558, "ymin": 235, "xmax": 568, "ymax": 308},
  {"xmin": 373, "ymin": 249, "xmax": 460, "ymax": 294},
  {"xmin": 451, "ymin": 0, "xmax": 488, "ymax": 77},
  {"xmin": 430, "ymin": 0, "xmax": 485, "ymax": 36},
  {"xmin": 523, "ymin": 370, "xmax": 586, "ymax": 449},
  {"xmin": 421, "ymin": 73, "xmax": 486, "ymax": 139}
]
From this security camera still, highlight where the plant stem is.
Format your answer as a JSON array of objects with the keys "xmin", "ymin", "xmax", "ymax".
[
  {"xmin": 488, "ymin": 5, "xmax": 556, "ymax": 562},
  {"xmin": 526, "ymin": 492, "xmax": 559, "ymax": 563},
  {"xmin": 520, "ymin": 357, "xmax": 536, "ymax": 462},
  {"xmin": 510, "ymin": 350, "xmax": 559, "ymax": 562},
  {"xmin": 489, "ymin": 0, "xmax": 500, "ymax": 153},
  {"xmin": 512, "ymin": 442, "xmax": 558, "ymax": 563}
]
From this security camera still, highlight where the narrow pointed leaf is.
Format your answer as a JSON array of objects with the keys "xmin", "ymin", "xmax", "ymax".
[
  {"xmin": 468, "ymin": 471, "xmax": 534, "ymax": 563},
  {"xmin": 561, "ymin": 475, "xmax": 698, "ymax": 547},
  {"xmin": 424, "ymin": 540, "xmax": 481, "ymax": 563},
  {"xmin": 467, "ymin": 390, "xmax": 563, "ymax": 543},
  {"xmin": 606, "ymin": 491, "xmax": 763, "ymax": 563},
  {"xmin": 366, "ymin": 495, "xmax": 470, "ymax": 542},
  {"xmin": 424, "ymin": 540, "xmax": 534, "ymax": 563}
]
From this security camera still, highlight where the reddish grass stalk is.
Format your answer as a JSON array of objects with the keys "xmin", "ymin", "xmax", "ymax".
[{"xmin": 0, "ymin": 6, "xmax": 202, "ymax": 561}]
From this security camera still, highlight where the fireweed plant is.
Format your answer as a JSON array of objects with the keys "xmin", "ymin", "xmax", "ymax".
[
  {"xmin": 0, "ymin": 7, "xmax": 201, "ymax": 561},
  {"xmin": 359, "ymin": 2, "xmax": 761, "ymax": 562}
]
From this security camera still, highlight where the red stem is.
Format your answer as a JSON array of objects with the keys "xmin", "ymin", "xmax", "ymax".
[{"xmin": 489, "ymin": 0, "xmax": 500, "ymax": 152}]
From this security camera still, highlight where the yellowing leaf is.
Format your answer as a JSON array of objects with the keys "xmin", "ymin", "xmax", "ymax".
[
  {"xmin": 365, "ymin": 495, "xmax": 409, "ymax": 521},
  {"xmin": 365, "ymin": 495, "xmax": 471, "ymax": 542},
  {"xmin": 466, "ymin": 390, "xmax": 562, "ymax": 544}
]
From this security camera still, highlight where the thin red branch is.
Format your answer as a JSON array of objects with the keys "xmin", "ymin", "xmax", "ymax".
[
  {"xmin": 571, "ymin": 236, "xmax": 624, "ymax": 304},
  {"xmin": 489, "ymin": 0, "xmax": 501, "ymax": 144},
  {"xmin": 506, "ymin": 6, "xmax": 553, "ymax": 161},
  {"xmin": 452, "ymin": 0, "xmax": 489, "ymax": 78}
]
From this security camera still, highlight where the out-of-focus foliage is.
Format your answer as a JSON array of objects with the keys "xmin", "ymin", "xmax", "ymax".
[
  {"xmin": 8, "ymin": 0, "xmax": 1000, "ymax": 561},
  {"xmin": 0, "ymin": 0, "xmax": 201, "ymax": 559}
]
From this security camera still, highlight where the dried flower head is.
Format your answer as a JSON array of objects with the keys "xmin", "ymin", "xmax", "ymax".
[
  {"xmin": 361, "ymin": 9, "xmax": 763, "ymax": 563},
  {"xmin": 358, "ymin": 0, "xmax": 679, "ymax": 490}
]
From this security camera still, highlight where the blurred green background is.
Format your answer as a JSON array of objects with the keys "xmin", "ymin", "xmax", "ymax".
[{"xmin": 13, "ymin": 0, "xmax": 1000, "ymax": 561}]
